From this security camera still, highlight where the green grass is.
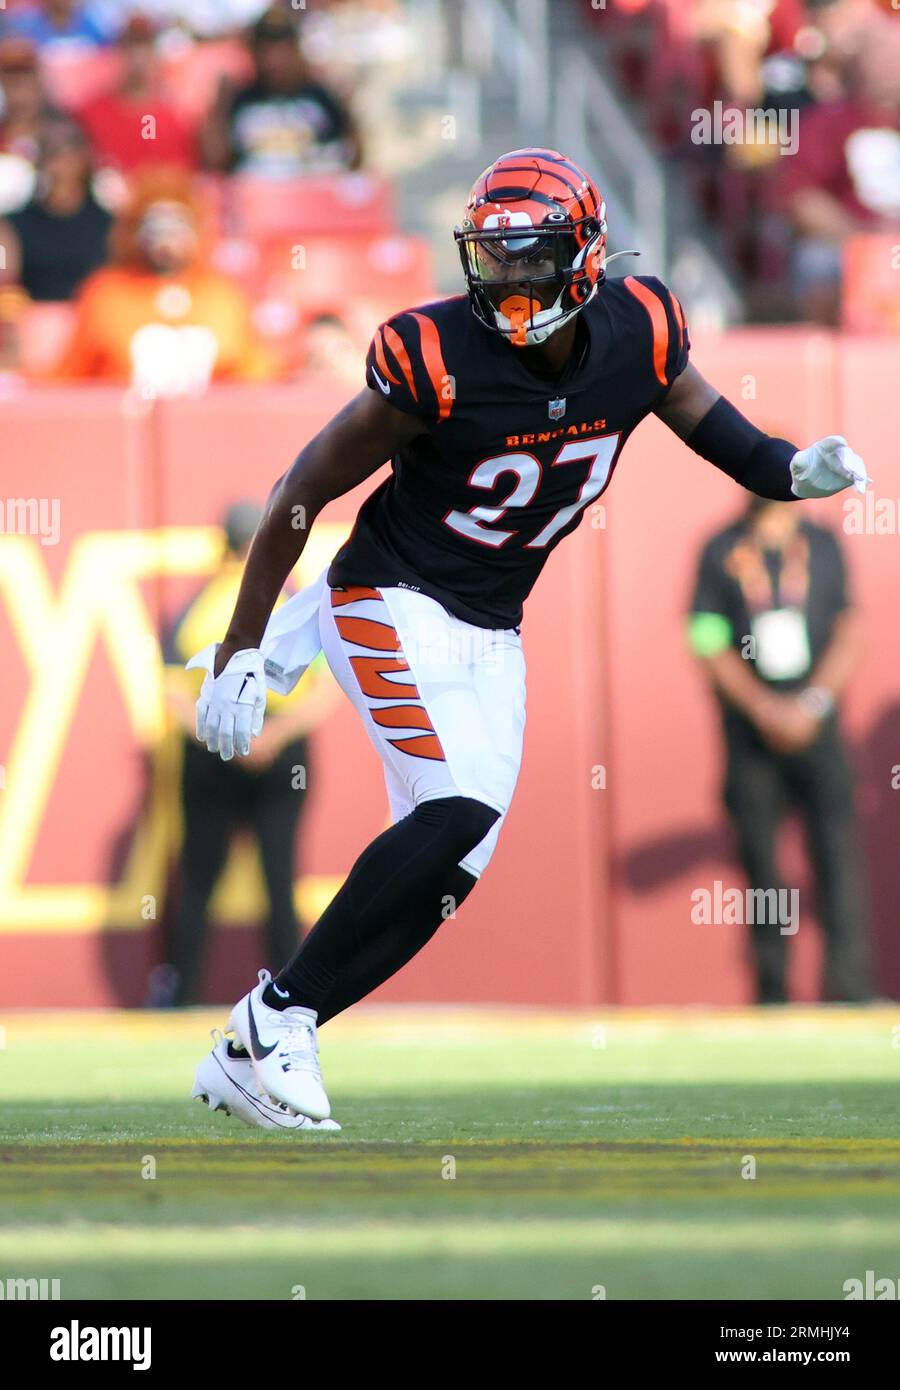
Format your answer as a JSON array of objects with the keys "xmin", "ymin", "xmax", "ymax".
[{"xmin": 1, "ymin": 1006, "xmax": 899, "ymax": 1299}]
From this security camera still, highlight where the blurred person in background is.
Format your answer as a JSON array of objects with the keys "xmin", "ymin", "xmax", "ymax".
[
  {"xmin": 695, "ymin": 0, "xmax": 809, "ymax": 107},
  {"xmin": 302, "ymin": 311, "xmax": 363, "ymax": 383},
  {"xmin": 76, "ymin": 13, "xmax": 199, "ymax": 174},
  {"xmin": 694, "ymin": 0, "xmax": 881, "ymax": 97},
  {"xmin": 0, "ymin": 114, "xmax": 111, "ymax": 301},
  {"xmin": 57, "ymin": 167, "xmax": 275, "ymax": 390},
  {"xmin": 0, "ymin": 38, "xmax": 59, "ymax": 211},
  {"xmin": 0, "ymin": 0, "xmax": 112, "ymax": 52},
  {"xmin": 157, "ymin": 501, "xmax": 336, "ymax": 1007},
  {"xmin": 777, "ymin": 14, "xmax": 900, "ymax": 323},
  {"xmin": 202, "ymin": 5, "xmax": 361, "ymax": 177},
  {"xmin": 689, "ymin": 497, "xmax": 872, "ymax": 1004}
]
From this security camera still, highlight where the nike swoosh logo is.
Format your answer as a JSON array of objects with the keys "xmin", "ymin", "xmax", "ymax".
[
  {"xmin": 246, "ymin": 994, "xmax": 278, "ymax": 1061},
  {"xmin": 371, "ymin": 366, "xmax": 391, "ymax": 395},
  {"xmin": 215, "ymin": 1051, "xmax": 293, "ymax": 1124}
]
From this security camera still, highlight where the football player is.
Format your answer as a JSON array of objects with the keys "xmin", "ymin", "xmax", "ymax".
[{"xmin": 189, "ymin": 149, "xmax": 869, "ymax": 1127}]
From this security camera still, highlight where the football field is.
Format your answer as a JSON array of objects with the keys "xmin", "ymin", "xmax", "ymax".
[{"xmin": 1, "ymin": 1006, "xmax": 898, "ymax": 1301}]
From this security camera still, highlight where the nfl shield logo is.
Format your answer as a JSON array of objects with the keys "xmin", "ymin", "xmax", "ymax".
[{"xmin": 548, "ymin": 397, "xmax": 566, "ymax": 421}]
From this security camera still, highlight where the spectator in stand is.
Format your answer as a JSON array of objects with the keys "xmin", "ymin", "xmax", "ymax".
[
  {"xmin": 0, "ymin": 114, "xmax": 111, "ymax": 301},
  {"xmin": 788, "ymin": 2, "xmax": 891, "ymax": 107},
  {"xmin": 202, "ymin": 5, "xmax": 361, "ymax": 177},
  {"xmin": 696, "ymin": 0, "xmax": 808, "ymax": 107},
  {"xmin": 1, "ymin": 0, "xmax": 112, "ymax": 53},
  {"xmin": 778, "ymin": 16, "xmax": 900, "ymax": 323},
  {"xmin": 57, "ymin": 168, "xmax": 275, "ymax": 390},
  {"xmin": 303, "ymin": 311, "xmax": 362, "ymax": 383},
  {"xmin": 77, "ymin": 14, "xmax": 199, "ymax": 174},
  {"xmin": 0, "ymin": 38, "xmax": 59, "ymax": 210}
]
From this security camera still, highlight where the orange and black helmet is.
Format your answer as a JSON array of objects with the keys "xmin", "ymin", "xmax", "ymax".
[{"xmin": 454, "ymin": 148, "xmax": 608, "ymax": 348}]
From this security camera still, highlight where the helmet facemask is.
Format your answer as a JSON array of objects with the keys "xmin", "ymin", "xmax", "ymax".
[{"xmin": 455, "ymin": 212, "xmax": 607, "ymax": 347}]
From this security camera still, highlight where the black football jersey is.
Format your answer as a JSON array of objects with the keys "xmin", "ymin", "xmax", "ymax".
[{"xmin": 328, "ymin": 275, "xmax": 690, "ymax": 629}]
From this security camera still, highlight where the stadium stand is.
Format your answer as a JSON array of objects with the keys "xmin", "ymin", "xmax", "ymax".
[
  {"xmin": 581, "ymin": 0, "xmax": 900, "ymax": 326},
  {"xmin": 0, "ymin": 2, "xmax": 435, "ymax": 379}
]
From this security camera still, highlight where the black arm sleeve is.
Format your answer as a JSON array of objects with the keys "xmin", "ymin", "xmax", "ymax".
[{"xmin": 686, "ymin": 396, "xmax": 798, "ymax": 501}]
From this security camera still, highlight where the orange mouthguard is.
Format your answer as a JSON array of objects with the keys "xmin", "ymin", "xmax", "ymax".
[{"xmin": 499, "ymin": 294, "xmax": 540, "ymax": 347}]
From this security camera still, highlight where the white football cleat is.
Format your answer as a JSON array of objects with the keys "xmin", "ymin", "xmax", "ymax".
[
  {"xmin": 192, "ymin": 1030, "xmax": 340, "ymax": 1132},
  {"xmin": 227, "ymin": 969, "xmax": 331, "ymax": 1120}
]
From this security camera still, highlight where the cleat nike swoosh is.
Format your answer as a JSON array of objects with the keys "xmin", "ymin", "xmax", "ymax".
[{"xmin": 246, "ymin": 994, "xmax": 278, "ymax": 1060}]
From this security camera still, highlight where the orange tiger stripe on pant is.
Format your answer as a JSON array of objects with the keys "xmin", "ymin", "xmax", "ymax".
[
  {"xmin": 331, "ymin": 586, "xmax": 381, "ymax": 607},
  {"xmin": 334, "ymin": 614, "xmax": 401, "ymax": 651},
  {"xmin": 331, "ymin": 587, "xmax": 447, "ymax": 762},
  {"xmin": 370, "ymin": 704, "xmax": 435, "ymax": 731},
  {"xmin": 349, "ymin": 655, "xmax": 417, "ymax": 700}
]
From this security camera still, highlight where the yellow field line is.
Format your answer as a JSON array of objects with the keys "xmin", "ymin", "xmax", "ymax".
[{"xmin": 1, "ymin": 1004, "xmax": 898, "ymax": 1045}]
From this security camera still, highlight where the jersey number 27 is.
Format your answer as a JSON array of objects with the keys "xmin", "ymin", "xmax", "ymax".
[{"xmin": 443, "ymin": 434, "xmax": 621, "ymax": 550}]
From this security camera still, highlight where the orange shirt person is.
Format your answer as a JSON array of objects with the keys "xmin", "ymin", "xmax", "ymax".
[{"xmin": 57, "ymin": 171, "xmax": 273, "ymax": 393}]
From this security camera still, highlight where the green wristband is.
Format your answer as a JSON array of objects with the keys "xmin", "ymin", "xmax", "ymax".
[{"xmin": 687, "ymin": 611, "xmax": 733, "ymax": 658}]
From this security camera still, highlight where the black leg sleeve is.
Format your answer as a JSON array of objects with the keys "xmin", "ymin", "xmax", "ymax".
[{"xmin": 273, "ymin": 796, "xmax": 499, "ymax": 1013}]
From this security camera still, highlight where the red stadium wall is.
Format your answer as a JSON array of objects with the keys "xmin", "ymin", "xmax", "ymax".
[{"xmin": 1, "ymin": 330, "xmax": 898, "ymax": 1006}]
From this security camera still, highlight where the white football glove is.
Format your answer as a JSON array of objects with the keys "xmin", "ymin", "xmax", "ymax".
[
  {"xmin": 790, "ymin": 435, "xmax": 871, "ymax": 499},
  {"xmin": 186, "ymin": 642, "xmax": 267, "ymax": 761}
]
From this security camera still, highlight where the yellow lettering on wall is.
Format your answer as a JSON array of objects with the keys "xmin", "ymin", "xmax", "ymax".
[{"xmin": 0, "ymin": 524, "xmax": 349, "ymax": 933}]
